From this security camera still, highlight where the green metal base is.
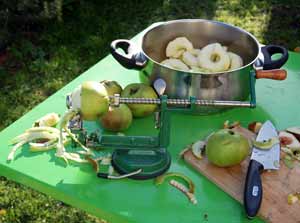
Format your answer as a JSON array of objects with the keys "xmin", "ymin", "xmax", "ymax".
[{"xmin": 111, "ymin": 148, "xmax": 171, "ymax": 180}]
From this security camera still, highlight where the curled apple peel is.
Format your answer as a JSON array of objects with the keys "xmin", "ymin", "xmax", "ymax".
[
  {"xmin": 191, "ymin": 140, "xmax": 206, "ymax": 160},
  {"xmin": 33, "ymin": 113, "xmax": 60, "ymax": 127},
  {"xmin": 155, "ymin": 172, "xmax": 195, "ymax": 194}
]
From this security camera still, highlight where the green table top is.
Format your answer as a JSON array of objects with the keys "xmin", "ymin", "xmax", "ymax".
[{"xmin": 1, "ymin": 29, "xmax": 300, "ymax": 222}]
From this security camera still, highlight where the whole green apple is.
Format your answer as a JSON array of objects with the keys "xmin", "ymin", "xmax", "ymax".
[
  {"xmin": 121, "ymin": 83, "xmax": 158, "ymax": 118},
  {"xmin": 100, "ymin": 104, "xmax": 132, "ymax": 132},
  {"xmin": 100, "ymin": 80, "xmax": 122, "ymax": 96},
  {"xmin": 206, "ymin": 129, "xmax": 250, "ymax": 167}
]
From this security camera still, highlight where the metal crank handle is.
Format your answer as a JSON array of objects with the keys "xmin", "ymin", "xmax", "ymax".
[
  {"xmin": 97, "ymin": 169, "xmax": 142, "ymax": 179},
  {"xmin": 109, "ymin": 94, "xmax": 253, "ymax": 108}
]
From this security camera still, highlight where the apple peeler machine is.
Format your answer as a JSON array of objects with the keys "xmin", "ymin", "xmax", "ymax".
[{"xmin": 68, "ymin": 71, "xmax": 256, "ymax": 180}]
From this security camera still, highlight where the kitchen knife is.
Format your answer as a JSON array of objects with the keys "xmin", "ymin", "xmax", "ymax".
[{"xmin": 244, "ymin": 120, "xmax": 280, "ymax": 219}]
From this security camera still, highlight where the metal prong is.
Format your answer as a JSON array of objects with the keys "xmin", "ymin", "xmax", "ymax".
[
  {"xmin": 66, "ymin": 94, "xmax": 72, "ymax": 109},
  {"xmin": 154, "ymin": 112, "xmax": 160, "ymax": 129},
  {"xmin": 153, "ymin": 78, "xmax": 167, "ymax": 96},
  {"xmin": 110, "ymin": 94, "xmax": 120, "ymax": 107}
]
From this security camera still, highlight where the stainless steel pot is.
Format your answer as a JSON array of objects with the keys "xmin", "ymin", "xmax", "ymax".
[{"xmin": 110, "ymin": 19, "xmax": 288, "ymax": 114}]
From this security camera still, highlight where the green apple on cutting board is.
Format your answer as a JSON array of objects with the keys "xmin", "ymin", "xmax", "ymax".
[{"xmin": 206, "ymin": 129, "xmax": 250, "ymax": 167}]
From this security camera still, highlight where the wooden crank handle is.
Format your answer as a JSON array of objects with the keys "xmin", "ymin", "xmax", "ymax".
[{"xmin": 255, "ymin": 69, "xmax": 287, "ymax": 80}]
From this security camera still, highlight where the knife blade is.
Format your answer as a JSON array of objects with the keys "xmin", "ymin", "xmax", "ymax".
[{"xmin": 243, "ymin": 120, "xmax": 280, "ymax": 219}]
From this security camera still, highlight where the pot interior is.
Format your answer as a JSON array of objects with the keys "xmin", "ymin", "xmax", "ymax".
[{"xmin": 142, "ymin": 20, "xmax": 259, "ymax": 68}]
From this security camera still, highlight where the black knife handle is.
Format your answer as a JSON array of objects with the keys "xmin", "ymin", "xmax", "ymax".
[{"xmin": 244, "ymin": 159, "xmax": 264, "ymax": 219}]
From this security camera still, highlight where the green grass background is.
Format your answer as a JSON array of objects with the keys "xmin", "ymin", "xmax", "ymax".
[{"xmin": 0, "ymin": 0, "xmax": 299, "ymax": 222}]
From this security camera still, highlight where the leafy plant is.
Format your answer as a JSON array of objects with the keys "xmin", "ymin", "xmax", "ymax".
[
  {"xmin": 1, "ymin": 0, "xmax": 64, "ymax": 23},
  {"xmin": 0, "ymin": 0, "xmax": 69, "ymax": 50}
]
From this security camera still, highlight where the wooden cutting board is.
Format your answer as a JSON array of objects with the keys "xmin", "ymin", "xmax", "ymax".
[{"xmin": 183, "ymin": 147, "xmax": 300, "ymax": 223}]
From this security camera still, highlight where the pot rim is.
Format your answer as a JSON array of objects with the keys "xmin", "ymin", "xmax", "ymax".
[{"xmin": 140, "ymin": 19, "xmax": 261, "ymax": 76}]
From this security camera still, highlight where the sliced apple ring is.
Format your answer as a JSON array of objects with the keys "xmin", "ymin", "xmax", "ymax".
[
  {"xmin": 228, "ymin": 52, "xmax": 243, "ymax": 70},
  {"xmin": 198, "ymin": 43, "xmax": 230, "ymax": 72},
  {"xmin": 181, "ymin": 51, "xmax": 198, "ymax": 67},
  {"xmin": 166, "ymin": 37, "xmax": 194, "ymax": 58},
  {"xmin": 161, "ymin": 58, "xmax": 189, "ymax": 71}
]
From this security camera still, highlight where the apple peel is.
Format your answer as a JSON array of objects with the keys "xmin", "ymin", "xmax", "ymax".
[
  {"xmin": 279, "ymin": 131, "xmax": 300, "ymax": 166},
  {"xmin": 55, "ymin": 108, "xmax": 91, "ymax": 164},
  {"xmin": 26, "ymin": 126, "xmax": 60, "ymax": 134},
  {"xmin": 248, "ymin": 121, "xmax": 262, "ymax": 134},
  {"xmin": 33, "ymin": 113, "xmax": 60, "ymax": 127},
  {"xmin": 155, "ymin": 172, "xmax": 195, "ymax": 194},
  {"xmin": 223, "ymin": 120, "xmax": 240, "ymax": 129},
  {"xmin": 8, "ymin": 131, "xmax": 61, "ymax": 161},
  {"xmin": 191, "ymin": 140, "xmax": 206, "ymax": 160},
  {"xmin": 283, "ymin": 155, "xmax": 294, "ymax": 169},
  {"xmin": 252, "ymin": 137, "xmax": 280, "ymax": 150},
  {"xmin": 29, "ymin": 136, "xmax": 69, "ymax": 152},
  {"xmin": 29, "ymin": 139, "xmax": 58, "ymax": 152},
  {"xmin": 286, "ymin": 127, "xmax": 300, "ymax": 141},
  {"xmin": 10, "ymin": 128, "xmax": 60, "ymax": 145},
  {"xmin": 288, "ymin": 192, "xmax": 300, "ymax": 205},
  {"xmin": 86, "ymin": 156, "xmax": 99, "ymax": 172},
  {"xmin": 169, "ymin": 179, "xmax": 197, "ymax": 205},
  {"xmin": 179, "ymin": 144, "xmax": 192, "ymax": 158},
  {"xmin": 7, "ymin": 140, "xmax": 27, "ymax": 161},
  {"xmin": 279, "ymin": 131, "xmax": 300, "ymax": 148}
]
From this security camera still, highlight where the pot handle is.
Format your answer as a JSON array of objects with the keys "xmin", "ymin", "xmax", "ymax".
[
  {"xmin": 110, "ymin": 39, "xmax": 147, "ymax": 70},
  {"xmin": 261, "ymin": 45, "xmax": 289, "ymax": 70}
]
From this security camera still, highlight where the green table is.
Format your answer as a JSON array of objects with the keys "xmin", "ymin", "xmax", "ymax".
[{"xmin": 1, "ymin": 30, "xmax": 300, "ymax": 222}]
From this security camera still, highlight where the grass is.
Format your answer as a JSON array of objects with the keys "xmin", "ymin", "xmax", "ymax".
[{"xmin": 0, "ymin": 0, "xmax": 299, "ymax": 222}]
